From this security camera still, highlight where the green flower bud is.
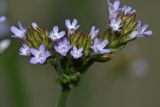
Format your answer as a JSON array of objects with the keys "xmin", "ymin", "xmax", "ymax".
[{"xmin": 25, "ymin": 27, "xmax": 53, "ymax": 50}]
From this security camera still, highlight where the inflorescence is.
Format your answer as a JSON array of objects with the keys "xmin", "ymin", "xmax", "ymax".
[{"xmin": 11, "ymin": 0, "xmax": 152, "ymax": 88}]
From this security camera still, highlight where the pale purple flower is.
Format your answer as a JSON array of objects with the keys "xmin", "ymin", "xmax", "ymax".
[
  {"xmin": 90, "ymin": 26, "xmax": 99, "ymax": 39},
  {"xmin": 49, "ymin": 26, "xmax": 65, "ymax": 41},
  {"xmin": 30, "ymin": 44, "xmax": 51, "ymax": 64},
  {"xmin": 19, "ymin": 44, "xmax": 30, "ymax": 56},
  {"xmin": 91, "ymin": 38, "xmax": 111, "ymax": 54},
  {"xmin": 136, "ymin": 21, "xmax": 153, "ymax": 37},
  {"xmin": 11, "ymin": 21, "xmax": 26, "ymax": 39},
  {"xmin": 65, "ymin": 19, "xmax": 80, "ymax": 34},
  {"xmin": 70, "ymin": 46, "xmax": 83, "ymax": 59},
  {"xmin": 54, "ymin": 38, "xmax": 72, "ymax": 56},
  {"xmin": 0, "ymin": 39, "xmax": 11, "ymax": 54},
  {"xmin": 121, "ymin": 5, "xmax": 136, "ymax": 15},
  {"xmin": 109, "ymin": 18, "xmax": 122, "ymax": 31},
  {"xmin": 31, "ymin": 22, "xmax": 38, "ymax": 29},
  {"xmin": 129, "ymin": 21, "xmax": 152, "ymax": 38},
  {"xmin": 0, "ymin": 16, "xmax": 9, "ymax": 36},
  {"xmin": 0, "ymin": 16, "xmax": 6, "ymax": 22},
  {"xmin": 107, "ymin": 0, "xmax": 120, "ymax": 19}
]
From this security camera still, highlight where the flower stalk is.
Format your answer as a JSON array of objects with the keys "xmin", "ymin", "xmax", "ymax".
[{"xmin": 56, "ymin": 87, "xmax": 71, "ymax": 107}]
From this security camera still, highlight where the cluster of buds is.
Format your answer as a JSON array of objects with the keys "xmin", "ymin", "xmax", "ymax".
[{"xmin": 11, "ymin": 0, "xmax": 152, "ymax": 89}]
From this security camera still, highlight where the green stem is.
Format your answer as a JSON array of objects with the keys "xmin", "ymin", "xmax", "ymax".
[{"xmin": 56, "ymin": 87, "xmax": 71, "ymax": 107}]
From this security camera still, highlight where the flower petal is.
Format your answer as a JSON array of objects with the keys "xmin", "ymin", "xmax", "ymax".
[
  {"xmin": 65, "ymin": 19, "xmax": 71, "ymax": 27},
  {"xmin": 30, "ymin": 57, "xmax": 39, "ymax": 64},
  {"xmin": 39, "ymin": 44, "xmax": 45, "ymax": 54},
  {"xmin": 113, "ymin": 0, "xmax": 120, "ymax": 10},
  {"xmin": 11, "ymin": 26, "xmax": 25, "ymax": 38},
  {"xmin": 102, "ymin": 49, "xmax": 111, "ymax": 54},
  {"xmin": 78, "ymin": 48, "xmax": 84, "ymax": 52},
  {"xmin": 72, "ymin": 19, "xmax": 78, "ymax": 26},
  {"xmin": 144, "ymin": 31, "xmax": 153, "ymax": 36},
  {"xmin": 141, "ymin": 24, "xmax": 148, "ymax": 33},
  {"xmin": 30, "ymin": 48, "xmax": 39, "ymax": 56},
  {"xmin": 100, "ymin": 40, "xmax": 108, "ymax": 48},
  {"xmin": 59, "ymin": 31, "xmax": 65, "ymax": 38},
  {"xmin": 53, "ymin": 26, "xmax": 59, "ymax": 33}
]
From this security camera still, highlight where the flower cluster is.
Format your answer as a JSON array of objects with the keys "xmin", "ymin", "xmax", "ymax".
[
  {"xmin": 11, "ymin": 0, "xmax": 152, "ymax": 88},
  {"xmin": 11, "ymin": 19, "xmax": 112, "ymax": 65},
  {"xmin": 107, "ymin": 0, "xmax": 152, "ymax": 39}
]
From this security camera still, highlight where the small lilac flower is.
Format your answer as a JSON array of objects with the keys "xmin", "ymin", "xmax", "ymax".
[
  {"xmin": 0, "ymin": 39, "xmax": 11, "ymax": 54},
  {"xmin": 54, "ymin": 38, "xmax": 72, "ymax": 56},
  {"xmin": 90, "ymin": 26, "xmax": 99, "ymax": 39},
  {"xmin": 30, "ymin": 44, "xmax": 51, "ymax": 64},
  {"xmin": 65, "ymin": 19, "xmax": 80, "ymax": 34},
  {"xmin": 19, "ymin": 44, "xmax": 30, "ymax": 56},
  {"xmin": 0, "ymin": 16, "xmax": 9, "ymax": 37},
  {"xmin": 91, "ymin": 38, "xmax": 111, "ymax": 54},
  {"xmin": 109, "ymin": 18, "xmax": 122, "ymax": 31},
  {"xmin": 121, "ymin": 5, "xmax": 136, "ymax": 15},
  {"xmin": 11, "ymin": 21, "xmax": 26, "ymax": 39},
  {"xmin": 129, "ymin": 21, "xmax": 152, "ymax": 39},
  {"xmin": 136, "ymin": 21, "xmax": 153, "ymax": 37},
  {"xmin": 107, "ymin": 0, "xmax": 120, "ymax": 19},
  {"xmin": 0, "ymin": 16, "xmax": 6, "ymax": 22},
  {"xmin": 70, "ymin": 46, "xmax": 83, "ymax": 59},
  {"xmin": 49, "ymin": 26, "xmax": 65, "ymax": 41},
  {"xmin": 31, "ymin": 22, "xmax": 38, "ymax": 29}
]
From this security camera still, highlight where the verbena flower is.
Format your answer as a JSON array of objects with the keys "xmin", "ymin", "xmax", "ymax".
[
  {"xmin": 109, "ymin": 18, "xmax": 122, "ymax": 31},
  {"xmin": 65, "ymin": 19, "xmax": 80, "ymax": 34},
  {"xmin": 19, "ymin": 44, "xmax": 30, "ymax": 56},
  {"xmin": 30, "ymin": 44, "xmax": 51, "ymax": 64},
  {"xmin": 90, "ymin": 26, "xmax": 99, "ymax": 39},
  {"xmin": 136, "ymin": 21, "xmax": 153, "ymax": 37},
  {"xmin": 49, "ymin": 26, "xmax": 65, "ymax": 41},
  {"xmin": 107, "ymin": 0, "xmax": 120, "ymax": 19},
  {"xmin": 121, "ymin": 5, "xmax": 136, "ymax": 15},
  {"xmin": 70, "ymin": 46, "xmax": 83, "ymax": 59},
  {"xmin": 0, "ymin": 39, "xmax": 10, "ymax": 54},
  {"xmin": 11, "ymin": 21, "xmax": 26, "ymax": 39},
  {"xmin": 91, "ymin": 38, "xmax": 111, "ymax": 54},
  {"xmin": 54, "ymin": 38, "xmax": 72, "ymax": 56},
  {"xmin": 129, "ymin": 21, "xmax": 152, "ymax": 39}
]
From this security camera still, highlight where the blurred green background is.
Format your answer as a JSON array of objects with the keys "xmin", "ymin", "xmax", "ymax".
[{"xmin": 0, "ymin": 0, "xmax": 160, "ymax": 107}]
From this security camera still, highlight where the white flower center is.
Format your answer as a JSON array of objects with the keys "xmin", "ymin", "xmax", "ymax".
[
  {"xmin": 74, "ymin": 52, "xmax": 80, "ymax": 57},
  {"xmin": 38, "ymin": 53, "xmax": 44, "ymax": 59},
  {"xmin": 60, "ymin": 46, "xmax": 67, "ymax": 52},
  {"xmin": 53, "ymin": 33, "xmax": 59, "ymax": 39},
  {"xmin": 113, "ymin": 24, "xmax": 119, "ymax": 31}
]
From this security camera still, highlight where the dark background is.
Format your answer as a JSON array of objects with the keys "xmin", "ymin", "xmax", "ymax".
[{"xmin": 0, "ymin": 0, "xmax": 159, "ymax": 107}]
